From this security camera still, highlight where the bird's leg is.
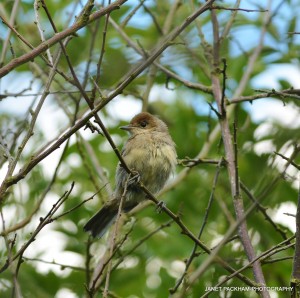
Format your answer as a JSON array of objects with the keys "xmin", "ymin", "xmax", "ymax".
[
  {"xmin": 155, "ymin": 201, "xmax": 166, "ymax": 213},
  {"xmin": 128, "ymin": 170, "xmax": 140, "ymax": 185}
]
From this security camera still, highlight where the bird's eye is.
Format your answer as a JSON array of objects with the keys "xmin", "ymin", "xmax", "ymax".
[{"xmin": 140, "ymin": 120, "xmax": 148, "ymax": 128}]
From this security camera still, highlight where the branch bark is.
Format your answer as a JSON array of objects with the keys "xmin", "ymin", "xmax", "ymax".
[
  {"xmin": 0, "ymin": 0, "xmax": 127, "ymax": 78},
  {"xmin": 210, "ymin": 7, "xmax": 269, "ymax": 297},
  {"xmin": 291, "ymin": 181, "xmax": 300, "ymax": 297}
]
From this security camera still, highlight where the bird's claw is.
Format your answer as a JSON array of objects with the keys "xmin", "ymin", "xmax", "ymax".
[
  {"xmin": 156, "ymin": 201, "xmax": 166, "ymax": 213},
  {"xmin": 128, "ymin": 171, "xmax": 140, "ymax": 185}
]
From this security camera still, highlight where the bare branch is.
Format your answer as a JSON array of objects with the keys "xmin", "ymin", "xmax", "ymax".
[
  {"xmin": 201, "ymin": 236, "xmax": 295, "ymax": 297},
  {"xmin": 230, "ymin": 88, "xmax": 300, "ymax": 104},
  {"xmin": 0, "ymin": 0, "xmax": 127, "ymax": 78},
  {"xmin": 210, "ymin": 5, "xmax": 269, "ymax": 294},
  {"xmin": 0, "ymin": 183, "xmax": 75, "ymax": 274}
]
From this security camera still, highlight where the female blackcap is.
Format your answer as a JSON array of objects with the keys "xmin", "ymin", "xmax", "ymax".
[{"xmin": 84, "ymin": 112, "xmax": 177, "ymax": 238}]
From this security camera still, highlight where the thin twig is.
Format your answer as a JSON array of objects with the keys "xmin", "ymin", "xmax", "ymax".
[
  {"xmin": 178, "ymin": 157, "xmax": 225, "ymax": 167},
  {"xmin": 240, "ymin": 181, "xmax": 290, "ymax": 241},
  {"xmin": 229, "ymin": 88, "xmax": 300, "ymax": 104},
  {"xmin": 89, "ymin": 174, "xmax": 131, "ymax": 297},
  {"xmin": 212, "ymin": 5, "xmax": 268, "ymax": 12},
  {"xmin": 91, "ymin": 0, "xmax": 110, "ymax": 101},
  {"xmin": 210, "ymin": 5, "xmax": 269, "ymax": 294},
  {"xmin": 179, "ymin": 198, "xmax": 262, "ymax": 297},
  {"xmin": 201, "ymin": 236, "xmax": 295, "ymax": 298},
  {"xmin": 0, "ymin": 183, "xmax": 75, "ymax": 274},
  {"xmin": 170, "ymin": 159, "xmax": 224, "ymax": 294},
  {"xmin": 111, "ymin": 220, "xmax": 173, "ymax": 272},
  {"xmin": 22, "ymin": 257, "xmax": 90, "ymax": 272},
  {"xmin": 291, "ymin": 179, "xmax": 300, "ymax": 294},
  {"xmin": 121, "ymin": 0, "xmax": 146, "ymax": 28},
  {"xmin": 0, "ymin": 0, "xmax": 127, "ymax": 78},
  {"xmin": 274, "ymin": 151, "xmax": 300, "ymax": 170},
  {"xmin": 221, "ymin": 58, "xmax": 227, "ymax": 116},
  {"xmin": 0, "ymin": 0, "xmax": 21, "ymax": 67}
]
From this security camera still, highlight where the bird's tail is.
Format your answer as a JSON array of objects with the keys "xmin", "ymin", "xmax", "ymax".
[{"xmin": 84, "ymin": 200, "xmax": 137, "ymax": 238}]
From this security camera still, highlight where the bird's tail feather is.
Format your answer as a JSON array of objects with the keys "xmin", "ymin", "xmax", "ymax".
[
  {"xmin": 84, "ymin": 204, "xmax": 118, "ymax": 238},
  {"xmin": 84, "ymin": 201, "xmax": 138, "ymax": 238}
]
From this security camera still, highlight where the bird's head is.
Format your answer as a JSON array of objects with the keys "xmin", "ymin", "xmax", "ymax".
[{"xmin": 120, "ymin": 112, "xmax": 168, "ymax": 136}]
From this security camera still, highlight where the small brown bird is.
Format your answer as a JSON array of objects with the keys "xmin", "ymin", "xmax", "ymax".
[{"xmin": 84, "ymin": 112, "xmax": 177, "ymax": 238}]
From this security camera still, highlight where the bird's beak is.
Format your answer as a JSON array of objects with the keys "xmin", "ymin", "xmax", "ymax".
[{"xmin": 120, "ymin": 125, "xmax": 132, "ymax": 131}]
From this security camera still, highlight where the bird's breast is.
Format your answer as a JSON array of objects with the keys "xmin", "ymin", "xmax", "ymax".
[{"xmin": 123, "ymin": 140, "xmax": 176, "ymax": 193}]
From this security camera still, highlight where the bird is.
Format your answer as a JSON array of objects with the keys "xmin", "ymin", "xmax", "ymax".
[{"xmin": 84, "ymin": 112, "xmax": 177, "ymax": 238}]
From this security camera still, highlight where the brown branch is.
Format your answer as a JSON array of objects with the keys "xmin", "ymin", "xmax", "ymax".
[
  {"xmin": 0, "ymin": 43, "xmax": 67, "ymax": 202},
  {"xmin": 161, "ymin": 0, "xmax": 273, "ymax": 230},
  {"xmin": 257, "ymin": 144, "xmax": 300, "ymax": 201},
  {"xmin": 52, "ymin": 192, "xmax": 97, "ymax": 221},
  {"xmin": 291, "ymin": 181, "xmax": 300, "ymax": 296},
  {"xmin": 229, "ymin": 88, "xmax": 300, "ymax": 104},
  {"xmin": 232, "ymin": 1, "xmax": 271, "ymax": 99},
  {"xmin": 210, "ymin": 6, "xmax": 269, "ymax": 295},
  {"xmin": 284, "ymin": 213, "xmax": 296, "ymax": 218},
  {"xmin": 142, "ymin": 3, "xmax": 163, "ymax": 35},
  {"xmin": 0, "ymin": 211, "xmax": 18, "ymax": 294},
  {"xmin": 201, "ymin": 236, "xmax": 295, "ymax": 298},
  {"xmin": 179, "ymin": 199, "xmax": 262, "ymax": 298},
  {"xmin": 87, "ymin": 174, "xmax": 133, "ymax": 297},
  {"xmin": 0, "ymin": 0, "xmax": 21, "ymax": 67},
  {"xmin": 220, "ymin": 58, "xmax": 227, "ymax": 116},
  {"xmin": 178, "ymin": 157, "xmax": 225, "ymax": 167},
  {"xmin": 240, "ymin": 181, "xmax": 291, "ymax": 241},
  {"xmin": 0, "ymin": 0, "xmax": 127, "ymax": 78},
  {"xmin": 221, "ymin": 0, "xmax": 241, "ymax": 40},
  {"xmin": 262, "ymin": 256, "xmax": 293, "ymax": 265},
  {"xmin": 22, "ymin": 257, "xmax": 90, "ymax": 272},
  {"xmin": 0, "ymin": 13, "xmax": 81, "ymax": 85},
  {"xmin": 108, "ymin": 17, "xmax": 212, "ymax": 94},
  {"xmin": 137, "ymin": 183, "xmax": 256, "ymax": 287},
  {"xmin": 0, "ymin": 183, "xmax": 75, "ymax": 274},
  {"xmin": 170, "ymin": 159, "xmax": 224, "ymax": 294},
  {"xmin": 121, "ymin": 0, "xmax": 146, "ymax": 28},
  {"xmin": 1, "ymin": 138, "xmax": 71, "ymax": 236},
  {"xmin": 103, "ymin": 173, "xmax": 129, "ymax": 298},
  {"xmin": 212, "ymin": 5, "xmax": 268, "ymax": 12},
  {"xmin": 110, "ymin": 220, "xmax": 173, "ymax": 273},
  {"xmin": 91, "ymin": 0, "xmax": 110, "ymax": 101},
  {"xmin": 274, "ymin": 151, "xmax": 300, "ymax": 170},
  {"xmin": 86, "ymin": 228, "xmax": 133, "ymax": 297}
]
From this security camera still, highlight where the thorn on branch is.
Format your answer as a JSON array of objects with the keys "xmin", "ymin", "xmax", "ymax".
[{"xmin": 84, "ymin": 121, "xmax": 103, "ymax": 135}]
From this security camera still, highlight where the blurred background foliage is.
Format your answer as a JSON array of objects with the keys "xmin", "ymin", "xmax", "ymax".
[{"xmin": 0, "ymin": 0, "xmax": 300, "ymax": 297}]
